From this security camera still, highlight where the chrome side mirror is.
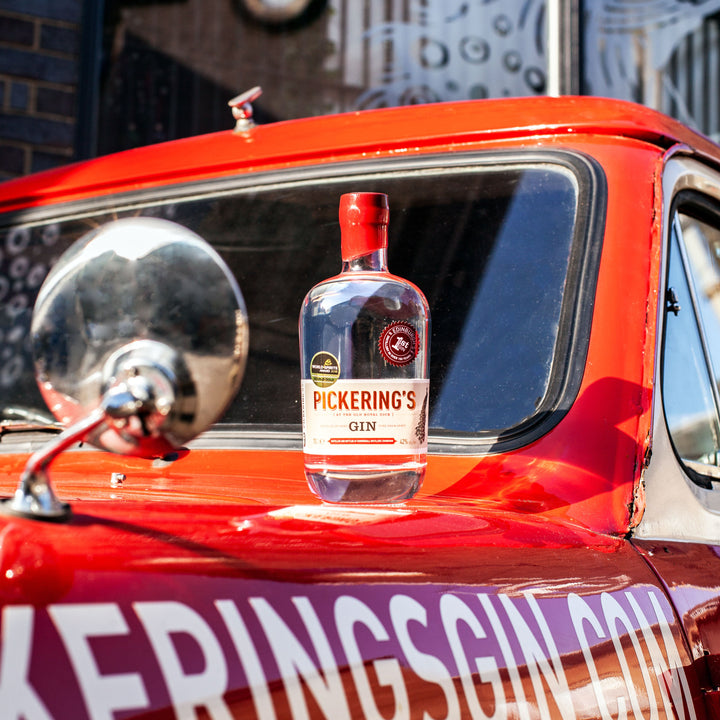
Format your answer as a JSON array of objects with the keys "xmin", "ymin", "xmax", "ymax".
[{"xmin": 1, "ymin": 217, "xmax": 248, "ymax": 521}]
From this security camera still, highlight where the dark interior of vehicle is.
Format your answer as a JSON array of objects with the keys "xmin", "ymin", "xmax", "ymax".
[{"xmin": 0, "ymin": 160, "xmax": 580, "ymax": 438}]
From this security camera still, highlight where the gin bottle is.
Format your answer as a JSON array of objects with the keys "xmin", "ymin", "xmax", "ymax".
[{"xmin": 299, "ymin": 192, "xmax": 430, "ymax": 503}]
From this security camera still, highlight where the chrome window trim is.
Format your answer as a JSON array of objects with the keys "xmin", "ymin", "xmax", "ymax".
[{"xmin": 637, "ymin": 155, "xmax": 720, "ymax": 542}]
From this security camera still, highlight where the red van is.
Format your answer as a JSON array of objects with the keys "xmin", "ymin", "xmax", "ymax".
[{"xmin": 0, "ymin": 96, "xmax": 719, "ymax": 719}]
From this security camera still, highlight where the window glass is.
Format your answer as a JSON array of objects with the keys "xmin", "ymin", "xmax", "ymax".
[
  {"xmin": 680, "ymin": 214, "xmax": 720, "ymax": 387},
  {"xmin": 663, "ymin": 218, "xmax": 720, "ymax": 470},
  {"xmin": 0, "ymin": 160, "xmax": 583, "ymax": 439}
]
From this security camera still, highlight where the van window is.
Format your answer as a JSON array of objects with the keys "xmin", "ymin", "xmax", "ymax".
[{"xmin": 0, "ymin": 155, "xmax": 598, "ymax": 446}]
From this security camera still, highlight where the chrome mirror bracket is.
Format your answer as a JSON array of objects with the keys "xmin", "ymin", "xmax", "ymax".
[
  {"xmin": 1, "ymin": 410, "xmax": 104, "ymax": 521},
  {"xmin": 2, "ymin": 338, "xmax": 194, "ymax": 521},
  {"xmin": 0, "ymin": 218, "xmax": 249, "ymax": 522}
]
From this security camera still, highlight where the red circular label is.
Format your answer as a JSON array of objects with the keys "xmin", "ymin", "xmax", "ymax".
[{"xmin": 379, "ymin": 322, "xmax": 418, "ymax": 366}]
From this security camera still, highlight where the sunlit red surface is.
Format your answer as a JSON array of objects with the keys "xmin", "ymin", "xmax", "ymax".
[{"xmin": 0, "ymin": 97, "xmax": 713, "ymax": 720}]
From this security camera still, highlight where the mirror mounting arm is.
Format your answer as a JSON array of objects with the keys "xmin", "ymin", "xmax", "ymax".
[
  {"xmin": 0, "ymin": 218, "xmax": 248, "ymax": 523},
  {"xmin": 0, "ymin": 341, "xmax": 188, "ymax": 522},
  {"xmin": 2, "ymin": 409, "xmax": 105, "ymax": 521}
]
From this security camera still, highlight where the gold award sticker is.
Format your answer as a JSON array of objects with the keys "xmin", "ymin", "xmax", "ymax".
[{"xmin": 310, "ymin": 351, "xmax": 341, "ymax": 387}]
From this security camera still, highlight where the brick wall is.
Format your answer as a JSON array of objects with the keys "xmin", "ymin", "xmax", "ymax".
[{"xmin": 0, "ymin": 0, "xmax": 82, "ymax": 180}]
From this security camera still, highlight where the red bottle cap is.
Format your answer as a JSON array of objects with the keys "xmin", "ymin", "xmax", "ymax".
[{"xmin": 340, "ymin": 192, "xmax": 389, "ymax": 261}]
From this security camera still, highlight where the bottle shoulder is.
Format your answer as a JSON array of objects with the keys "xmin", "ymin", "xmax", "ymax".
[{"xmin": 303, "ymin": 270, "xmax": 428, "ymax": 306}]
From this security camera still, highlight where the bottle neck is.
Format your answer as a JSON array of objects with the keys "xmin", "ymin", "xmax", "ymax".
[{"xmin": 342, "ymin": 248, "xmax": 388, "ymax": 273}]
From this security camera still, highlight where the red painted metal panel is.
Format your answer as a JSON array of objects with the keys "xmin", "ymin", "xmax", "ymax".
[
  {"xmin": 0, "ymin": 96, "xmax": 714, "ymax": 215},
  {"xmin": 0, "ymin": 96, "xmax": 711, "ymax": 719},
  {"xmin": 0, "ymin": 502, "xmax": 702, "ymax": 720}
]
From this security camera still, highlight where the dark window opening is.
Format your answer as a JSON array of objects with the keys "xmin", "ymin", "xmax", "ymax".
[{"xmin": 0, "ymin": 153, "xmax": 600, "ymax": 449}]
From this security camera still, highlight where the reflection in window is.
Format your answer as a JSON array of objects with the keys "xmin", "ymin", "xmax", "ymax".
[
  {"xmin": 681, "ymin": 214, "xmax": 720, "ymax": 389},
  {"xmin": 663, "ymin": 218, "xmax": 720, "ymax": 473},
  {"xmin": 0, "ymin": 161, "xmax": 583, "ymax": 439}
]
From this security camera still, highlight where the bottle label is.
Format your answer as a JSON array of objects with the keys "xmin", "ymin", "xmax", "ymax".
[{"xmin": 302, "ymin": 378, "xmax": 429, "ymax": 455}]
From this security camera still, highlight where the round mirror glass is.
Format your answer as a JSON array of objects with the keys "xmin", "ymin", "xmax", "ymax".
[{"xmin": 31, "ymin": 217, "xmax": 248, "ymax": 456}]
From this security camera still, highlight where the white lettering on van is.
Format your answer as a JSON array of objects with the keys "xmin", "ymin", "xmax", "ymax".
[
  {"xmin": 477, "ymin": 594, "xmax": 530, "ymax": 720},
  {"xmin": 626, "ymin": 592, "xmax": 697, "ymax": 720},
  {"xmin": 0, "ymin": 606, "xmax": 53, "ymax": 720},
  {"xmin": 134, "ymin": 601, "xmax": 232, "ymax": 720},
  {"xmin": 215, "ymin": 599, "xmax": 276, "ymax": 720},
  {"xmin": 440, "ymin": 594, "xmax": 505, "ymax": 720},
  {"xmin": 335, "ymin": 594, "xmax": 409, "ymax": 720},
  {"xmin": 50, "ymin": 603, "xmax": 149, "ymax": 720},
  {"xmin": 570, "ymin": 593, "xmax": 629, "ymax": 720},
  {"xmin": 500, "ymin": 592, "xmax": 574, "ymax": 720},
  {"xmin": 0, "ymin": 587, "xmax": 700, "ymax": 720},
  {"xmin": 601, "ymin": 592, "xmax": 656, "ymax": 720},
  {"xmin": 390, "ymin": 594, "xmax": 460, "ymax": 720},
  {"xmin": 250, "ymin": 596, "xmax": 351, "ymax": 720}
]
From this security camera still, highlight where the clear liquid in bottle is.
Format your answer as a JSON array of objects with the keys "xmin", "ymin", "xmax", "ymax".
[{"xmin": 299, "ymin": 192, "xmax": 430, "ymax": 503}]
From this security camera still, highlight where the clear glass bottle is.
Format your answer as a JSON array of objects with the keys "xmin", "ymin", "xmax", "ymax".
[{"xmin": 299, "ymin": 192, "xmax": 430, "ymax": 503}]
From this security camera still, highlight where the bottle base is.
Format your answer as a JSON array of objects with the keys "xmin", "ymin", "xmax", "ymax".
[{"xmin": 305, "ymin": 464, "xmax": 424, "ymax": 504}]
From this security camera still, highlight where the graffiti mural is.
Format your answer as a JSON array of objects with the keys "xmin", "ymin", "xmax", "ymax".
[
  {"xmin": 584, "ymin": 0, "xmax": 720, "ymax": 138},
  {"xmin": 348, "ymin": 0, "xmax": 548, "ymax": 110}
]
